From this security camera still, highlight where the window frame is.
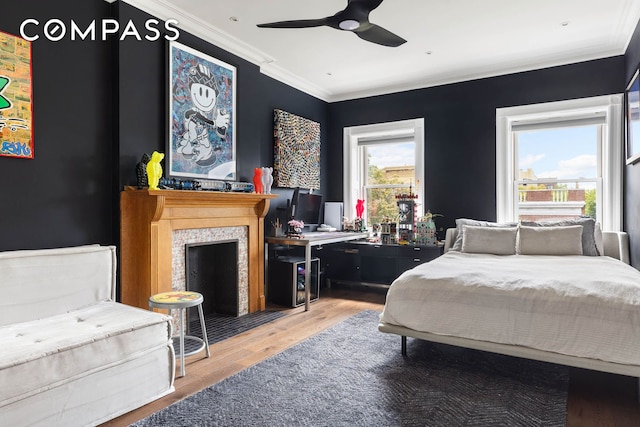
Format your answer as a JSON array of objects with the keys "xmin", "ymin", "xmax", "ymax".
[
  {"xmin": 496, "ymin": 95, "xmax": 623, "ymax": 231},
  {"xmin": 343, "ymin": 118, "xmax": 425, "ymax": 223}
]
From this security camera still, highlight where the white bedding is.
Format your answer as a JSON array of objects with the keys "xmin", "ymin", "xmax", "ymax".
[{"xmin": 380, "ymin": 252, "xmax": 640, "ymax": 366}]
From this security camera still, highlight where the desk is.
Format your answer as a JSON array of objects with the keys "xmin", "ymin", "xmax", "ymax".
[{"xmin": 266, "ymin": 231, "xmax": 369, "ymax": 311}]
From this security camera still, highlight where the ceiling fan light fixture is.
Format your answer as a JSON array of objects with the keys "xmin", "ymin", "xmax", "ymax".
[
  {"xmin": 339, "ymin": 19, "xmax": 360, "ymax": 31},
  {"xmin": 256, "ymin": 0, "xmax": 406, "ymax": 47}
]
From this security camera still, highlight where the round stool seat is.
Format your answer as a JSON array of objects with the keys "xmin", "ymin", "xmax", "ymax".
[
  {"xmin": 148, "ymin": 290, "xmax": 210, "ymax": 378},
  {"xmin": 149, "ymin": 291, "xmax": 204, "ymax": 309}
]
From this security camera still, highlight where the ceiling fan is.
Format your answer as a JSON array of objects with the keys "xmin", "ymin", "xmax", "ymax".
[{"xmin": 257, "ymin": 0, "xmax": 407, "ymax": 47}]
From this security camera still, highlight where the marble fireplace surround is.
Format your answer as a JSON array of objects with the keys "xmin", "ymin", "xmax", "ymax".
[
  {"xmin": 120, "ymin": 188, "xmax": 277, "ymax": 313},
  {"xmin": 174, "ymin": 227, "xmax": 248, "ymax": 316}
]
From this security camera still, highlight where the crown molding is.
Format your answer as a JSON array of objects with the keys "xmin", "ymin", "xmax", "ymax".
[
  {"xmin": 327, "ymin": 51, "xmax": 623, "ymax": 103},
  {"xmin": 118, "ymin": 0, "xmax": 330, "ymax": 101},
  {"xmin": 114, "ymin": 0, "xmax": 635, "ymax": 104},
  {"xmin": 617, "ymin": 0, "xmax": 640, "ymax": 52}
]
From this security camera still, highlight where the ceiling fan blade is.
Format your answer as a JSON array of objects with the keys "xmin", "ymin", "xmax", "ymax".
[
  {"xmin": 348, "ymin": 0, "xmax": 384, "ymax": 12},
  {"xmin": 257, "ymin": 18, "xmax": 328, "ymax": 29},
  {"xmin": 353, "ymin": 23, "xmax": 407, "ymax": 47},
  {"xmin": 257, "ymin": 0, "xmax": 406, "ymax": 47}
]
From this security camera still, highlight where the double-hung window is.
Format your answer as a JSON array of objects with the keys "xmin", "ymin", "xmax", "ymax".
[
  {"xmin": 496, "ymin": 95, "xmax": 623, "ymax": 230},
  {"xmin": 343, "ymin": 119, "xmax": 425, "ymax": 225}
]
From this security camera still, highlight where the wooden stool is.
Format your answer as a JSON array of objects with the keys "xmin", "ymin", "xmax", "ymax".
[{"xmin": 149, "ymin": 291, "xmax": 211, "ymax": 377}]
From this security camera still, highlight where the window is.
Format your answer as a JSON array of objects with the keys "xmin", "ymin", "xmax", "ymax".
[
  {"xmin": 496, "ymin": 95, "xmax": 623, "ymax": 230},
  {"xmin": 516, "ymin": 125, "xmax": 600, "ymax": 222},
  {"xmin": 343, "ymin": 119, "xmax": 424, "ymax": 225}
]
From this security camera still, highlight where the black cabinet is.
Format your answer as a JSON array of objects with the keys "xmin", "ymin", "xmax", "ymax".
[
  {"xmin": 268, "ymin": 256, "xmax": 319, "ymax": 307},
  {"xmin": 268, "ymin": 240, "xmax": 443, "ymax": 291},
  {"xmin": 323, "ymin": 244, "xmax": 360, "ymax": 282},
  {"xmin": 396, "ymin": 245, "xmax": 441, "ymax": 273},
  {"xmin": 359, "ymin": 244, "xmax": 398, "ymax": 283},
  {"xmin": 324, "ymin": 242, "xmax": 442, "ymax": 286}
]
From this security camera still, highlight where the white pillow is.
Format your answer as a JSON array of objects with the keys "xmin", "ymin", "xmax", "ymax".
[
  {"xmin": 461, "ymin": 225, "xmax": 518, "ymax": 255},
  {"xmin": 518, "ymin": 225, "xmax": 584, "ymax": 256},
  {"xmin": 450, "ymin": 218, "xmax": 518, "ymax": 251},
  {"xmin": 521, "ymin": 217, "xmax": 598, "ymax": 256}
]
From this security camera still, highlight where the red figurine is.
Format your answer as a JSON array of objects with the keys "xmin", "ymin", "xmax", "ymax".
[
  {"xmin": 253, "ymin": 167, "xmax": 263, "ymax": 194},
  {"xmin": 356, "ymin": 199, "xmax": 364, "ymax": 218}
]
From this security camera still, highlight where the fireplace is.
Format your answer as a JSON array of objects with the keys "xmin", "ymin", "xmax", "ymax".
[
  {"xmin": 172, "ymin": 226, "xmax": 248, "ymax": 316},
  {"xmin": 120, "ymin": 188, "xmax": 277, "ymax": 313},
  {"xmin": 185, "ymin": 240, "xmax": 239, "ymax": 319}
]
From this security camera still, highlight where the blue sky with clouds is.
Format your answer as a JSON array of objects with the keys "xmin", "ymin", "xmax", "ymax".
[
  {"xmin": 517, "ymin": 125, "xmax": 598, "ymax": 180},
  {"xmin": 366, "ymin": 126, "xmax": 599, "ymax": 183},
  {"xmin": 367, "ymin": 142, "xmax": 415, "ymax": 169}
]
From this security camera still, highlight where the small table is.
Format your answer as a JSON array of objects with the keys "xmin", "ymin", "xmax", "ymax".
[
  {"xmin": 266, "ymin": 231, "xmax": 369, "ymax": 311},
  {"xmin": 149, "ymin": 291, "xmax": 211, "ymax": 377}
]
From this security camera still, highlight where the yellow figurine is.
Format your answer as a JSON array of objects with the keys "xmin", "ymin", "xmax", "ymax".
[{"xmin": 146, "ymin": 151, "xmax": 164, "ymax": 190}]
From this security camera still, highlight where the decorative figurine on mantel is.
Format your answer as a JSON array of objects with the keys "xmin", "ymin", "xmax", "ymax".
[
  {"xmin": 146, "ymin": 151, "xmax": 164, "ymax": 190},
  {"xmin": 253, "ymin": 167, "xmax": 263, "ymax": 194},
  {"xmin": 262, "ymin": 167, "xmax": 273, "ymax": 194},
  {"xmin": 136, "ymin": 153, "xmax": 151, "ymax": 189}
]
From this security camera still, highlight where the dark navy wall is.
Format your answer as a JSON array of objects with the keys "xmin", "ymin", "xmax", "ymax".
[
  {"xmin": 0, "ymin": 0, "xmax": 634, "ymax": 265},
  {"xmin": 624, "ymin": 18, "xmax": 640, "ymax": 268},
  {"xmin": 327, "ymin": 57, "xmax": 625, "ymax": 235},
  {"xmin": 0, "ymin": 0, "xmax": 327, "ymax": 252},
  {"xmin": 115, "ymin": 2, "xmax": 328, "ymax": 230},
  {"xmin": 0, "ymin": 0, "xmax": 113, "ymax": 251}
]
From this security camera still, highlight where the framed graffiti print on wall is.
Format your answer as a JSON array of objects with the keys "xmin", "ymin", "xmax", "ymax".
[
  {"xmin": 167, "ymin": 40, "xmax": 236, "ymax": 180},
  {"xmin": 0, "ymin": 30, "xmax": 33, "ymax": 159}
]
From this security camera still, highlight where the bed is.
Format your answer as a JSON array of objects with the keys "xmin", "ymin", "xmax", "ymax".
[{"xmin": 378, "ymin": 219, "xmax": 640, "ymax": 378}]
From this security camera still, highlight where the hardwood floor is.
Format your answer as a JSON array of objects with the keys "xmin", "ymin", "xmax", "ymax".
[{"xmin": 103, "ymin": 286, "xmax": 640, "ymax": 427}]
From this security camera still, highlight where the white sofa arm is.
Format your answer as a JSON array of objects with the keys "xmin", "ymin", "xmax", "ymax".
[
  {"xmin": 444, "ymin": 228, "xmax": 457, "ymax": 252},
  {"xmin": 602, "ymin": 231, "xmax": 630, "ymax": 264}
]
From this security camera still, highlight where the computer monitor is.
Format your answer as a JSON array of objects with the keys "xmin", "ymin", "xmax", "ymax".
[{"xmin": 295, "ymin": 192, "xmax": 323, "ymax": 228}]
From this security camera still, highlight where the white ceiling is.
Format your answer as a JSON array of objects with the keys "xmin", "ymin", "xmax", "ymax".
[{"xmin": 125, "ymin": 0, "xmax": 640, "ymax": 102}]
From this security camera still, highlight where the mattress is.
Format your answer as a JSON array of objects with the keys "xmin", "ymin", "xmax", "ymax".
[
  {"xmin": 380, "ymin": 252, "xmax": 640, "ymax": 366},
  {"xmin": 0, "ymin": 301, "xmax": 172, "ymax": 407}
]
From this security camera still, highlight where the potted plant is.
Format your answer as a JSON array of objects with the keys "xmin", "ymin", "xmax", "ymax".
[{"xmin": 287, "ymin": 219, "xmax": 305, "ymax": 238}]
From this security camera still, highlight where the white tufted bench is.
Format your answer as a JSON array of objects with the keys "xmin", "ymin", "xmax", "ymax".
[{"xmin": 0, "ymin": 245, "xmax": 175, "ymax": 426}]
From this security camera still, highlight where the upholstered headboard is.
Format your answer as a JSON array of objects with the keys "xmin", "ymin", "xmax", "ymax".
[{"xmin": 443, "ymin": 227, "xmax": 630, "ymax": 264}]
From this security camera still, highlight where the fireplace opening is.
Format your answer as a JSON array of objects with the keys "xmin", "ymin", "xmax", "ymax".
[{"xmin": 185, "ymin": 240, "xmax": 239, "ymax": 320}]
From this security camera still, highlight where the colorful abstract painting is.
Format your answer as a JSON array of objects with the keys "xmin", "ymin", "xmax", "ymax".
[
  {"xmin": 167, "ymin": 41, "xmax": 236, "ymax": 180},
  {"xmin": 273, "ymin": 109, "xmax": 320, "ymax": 190},
  {"xmin": 0, "ymin": 31, "xmax": 33, "ymax": 159}
]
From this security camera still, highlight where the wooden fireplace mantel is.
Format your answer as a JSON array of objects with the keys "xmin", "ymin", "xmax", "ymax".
[{"xmin": 120, "ymin": 187, "xmax": 277, "ymax": 312}]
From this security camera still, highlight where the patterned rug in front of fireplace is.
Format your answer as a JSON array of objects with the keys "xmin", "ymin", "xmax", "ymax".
[{"xmin": 184, "ymin": 310, "xmax": 286, "ymax": 351}]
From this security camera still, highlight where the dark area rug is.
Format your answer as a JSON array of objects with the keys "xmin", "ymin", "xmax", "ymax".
[
  {"xmin": 187, "ymin": 310, "xmax": 286, "ymax": 346},
  {"xmin": 133, "ymin": 310, "xmax": 568, "ymax": 427}
]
